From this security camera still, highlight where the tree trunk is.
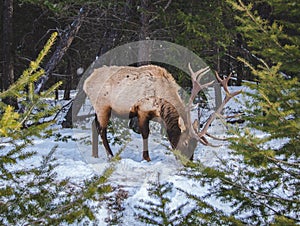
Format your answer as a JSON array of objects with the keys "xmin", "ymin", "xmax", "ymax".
[
  {"xmin": 63, "ymin": 59, "xmax": 72, "ymax": 100},
  {"xmin": 2, "ymin": 0, "xmax": 17, "ymax": 108},
  {"xmin": 34, "ymin": 7, "xmax": 88, "ymax": 94},
  {"xmin": 138, "ymin": 0, "xmax": 151, "ymax": 65},
  {"xmin": 61, "ymin": 89, "xmax": 86, "ymax": 128},
  {"xmin": 214, "ymin": 47, "xmax": 222, "ymax": 111},
  {"xmin": 37, "ymin": 6, "xmax": 88, "ymax": 128},
  {"xmin": 235, "ymin": 33, "xmax": 244, "ymax": 86}
]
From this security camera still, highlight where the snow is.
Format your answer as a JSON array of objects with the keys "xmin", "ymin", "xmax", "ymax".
[{"xmin": 8, "ymin": 86, "xmax": 247, "ymax": 225}]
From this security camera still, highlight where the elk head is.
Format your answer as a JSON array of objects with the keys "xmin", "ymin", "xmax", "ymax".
[{"xmin": 174, "ymin": 63, "xmax": 242, "ymax": 160}]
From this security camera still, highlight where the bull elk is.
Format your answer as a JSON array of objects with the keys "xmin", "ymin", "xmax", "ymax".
[{"xmin": 83, "ymin": 64, "xmax": 241, "ymax": 161}]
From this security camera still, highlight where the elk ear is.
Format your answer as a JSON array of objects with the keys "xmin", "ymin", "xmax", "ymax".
[
  {"xmin": 178, "ymin": 117, "xmax": 186, "ymax": 132},
  {"xmin": 192, "ymin": 119, "xmax": 199, "ymax": 132}
]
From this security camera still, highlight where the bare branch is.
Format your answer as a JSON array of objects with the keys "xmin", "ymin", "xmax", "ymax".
[{"xmin": 34, "ymin": 7, "xmax": 89, "ymax": 94}]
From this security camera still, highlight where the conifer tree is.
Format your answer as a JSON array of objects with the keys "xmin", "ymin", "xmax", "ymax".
[
  {"xmin": 180, "ymin": 0, "xmax": 299, "ymax": 225},
  {"xmin": 135, "ymin": 176, "xmax": 191, "ymax": 225},
  {"xmin": 0, "ymin": 32, "xmax": 118, "ymax": 225}
]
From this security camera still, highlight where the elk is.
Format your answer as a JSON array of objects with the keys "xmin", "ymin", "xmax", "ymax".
[{"xmin": 83, "ymin": 64, "xmax": 241, "ymax": 161}]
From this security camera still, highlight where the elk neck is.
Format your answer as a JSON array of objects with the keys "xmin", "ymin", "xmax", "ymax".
[{"xmin": 158, "ymin": 99, "xmax": 182, "ymax": 149}]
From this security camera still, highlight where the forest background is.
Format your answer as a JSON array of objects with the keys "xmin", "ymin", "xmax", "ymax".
[{"xmin": 0, "ymin": 0, "xmax": 299, "ymax": 225}]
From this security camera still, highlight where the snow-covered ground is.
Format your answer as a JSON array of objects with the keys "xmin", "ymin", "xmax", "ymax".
[{"xmin": 19, "ymin": 86, "xmax": 247, "ymax": 225}]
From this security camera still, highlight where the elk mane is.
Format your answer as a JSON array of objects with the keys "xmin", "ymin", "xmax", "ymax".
[{"xmin": 159, "ymin": 99, "xmax": 181, "ymax": 149}]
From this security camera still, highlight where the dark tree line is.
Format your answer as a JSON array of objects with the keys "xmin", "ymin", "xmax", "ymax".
[
  {"xmin": 2, "ymin": 0, "xmax": 15, "ymax": 107},
  {"xmin": 1, "ymin": 0, "xmax": 298, "ymax": 122},
  {"xmin": 0, "ymin": 1, "xmax": 235, "ymax": 90}
]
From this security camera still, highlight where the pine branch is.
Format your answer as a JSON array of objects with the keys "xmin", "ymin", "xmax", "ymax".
[
  {"xmin": 219, "ymin": 177, "xmax": 299, "ymax": 205},
  {"xmin": 237, "ymin": 0, "xmax": 290, "ymax": 57}
]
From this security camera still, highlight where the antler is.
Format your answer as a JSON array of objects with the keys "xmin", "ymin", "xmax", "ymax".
[
  {"xmin": 187, "ymin": 63, "xmax": 212, "ymax": 108},
  {"xmin": 187, "ymin": 64, "xmax": 242, "ymax": 146}
]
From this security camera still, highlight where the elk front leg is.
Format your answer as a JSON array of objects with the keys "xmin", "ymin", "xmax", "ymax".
[{"xmin": 138, "ymin": 115, "xmax": 151, "ymax": 162}]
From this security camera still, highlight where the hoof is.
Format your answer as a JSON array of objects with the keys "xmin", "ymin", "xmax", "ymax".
[
  {"xmin": 144, "ymin": 157, "xmax": 151, "ymax": 162},
  {"xmin": 92, "ymin": 154, "xmax": 99, "ymax": 158},
  {"xmin": 143, "ymin": 151, "xmax": 151, "ymax": 162}
]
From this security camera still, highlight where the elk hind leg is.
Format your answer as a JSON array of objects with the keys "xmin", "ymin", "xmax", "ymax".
[
  {"xmin": 92, "ymin": 117, "xmax": 99, "ymax": 158},
  {"xmin": 95, "ymin": 111, "xmax": 114, "ymax": 159}
]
